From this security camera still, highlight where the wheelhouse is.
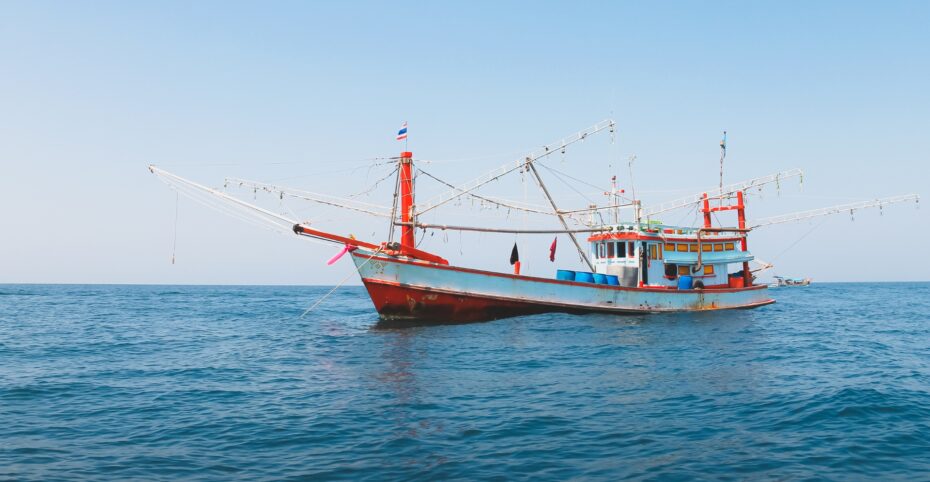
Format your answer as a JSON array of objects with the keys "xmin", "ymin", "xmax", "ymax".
[{"xmin": 586, "ymin": 224, "xmax": 753, "ymax": 289}]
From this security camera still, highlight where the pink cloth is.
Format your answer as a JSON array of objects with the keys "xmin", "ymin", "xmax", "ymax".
[{"xmin": 326, "ymin": 245, "xmax": 351, "ymax": 265}]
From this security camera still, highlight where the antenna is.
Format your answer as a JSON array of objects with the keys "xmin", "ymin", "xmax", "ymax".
[
  {"xmin": 719, "ymin": 130, "xmax": 727, "ymax": 202},
  {"xmin": 627, "ymin": 154, "xmax": 638, "ymax": 224},
  {"xmin": 603, "ymin": 175, "xmax": 624, "ymax": 224}
]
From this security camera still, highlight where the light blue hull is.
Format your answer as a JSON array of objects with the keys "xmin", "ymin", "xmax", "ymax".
[{"xmin": 353, "ymin": 251, "xmax": 775, "ymax": 321}]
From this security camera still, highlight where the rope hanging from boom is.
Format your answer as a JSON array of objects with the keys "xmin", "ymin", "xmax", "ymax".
[{"xmin": 225, "ymin": 178, "xmax": 393, "ymax": 218}]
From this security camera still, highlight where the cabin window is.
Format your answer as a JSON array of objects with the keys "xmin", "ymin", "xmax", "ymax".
[
  {"xmin": 702, "ymin": 244, "xmax": 712, "ymax": 252},
  {"xmin": 664, "ymin": 243, "xmax": 675, "ymax": 252},
  {"xmin": 607, "ymin": 242, "xmax": 615, "ymax": 258},
  {"xmin": 678, "ymin": 265, "xmax": 691, "ymax": 276},
  {"xmin": 598, "ymin": 243, "xmax": 607, "ymax": 259},
  {"xmin": 713, "ymin": 243, "xmax": 724, "ymax": 252},
  {"xmin": 649, "ymin": 244, "xmax": 657, "ymax": 260},
  {"xmin": 689, "ymin": 244, "xmax": 699, "ymax": 253},
  {"xmin": 628, "ymin": 242, "xmax": 636, "ymax": 258},
  {"xmin": 665, "ymin": 263, "xmax": 678, "ymax": 277},
  {"xmin": 676, "ymin": 243, "xmax": 688, "ymax": 252},
  {"xmin": 616, "ymin": 242, "xmax": 626, "ymax": 258},
  {"xmin": 725, "ymin": 242, "xmax": 735, "ymax": 251},
  {"xmin": 703, "ymin": 265, "xmax": 715, "ymax": 275}
]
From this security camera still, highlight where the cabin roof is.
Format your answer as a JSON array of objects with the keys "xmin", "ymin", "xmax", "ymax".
[
  {"xmin": 586, "ymin": 223, "xmax": 746, "ymax": 243},
  {"xmin": 663, "ymin": 250, "xmax": 754, "ymax": 265}
]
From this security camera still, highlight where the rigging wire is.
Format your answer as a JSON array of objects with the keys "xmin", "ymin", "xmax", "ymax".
[
  {"xmin": 386, "ymin": 163, "xmax": 400, "ymax": 245},
  {"xmin": 299, "ymin": 248, "xmax": 383, "ymax": 319},
  {"xmin": 416, "ymin": 168, "xmax": 554, "ymax": 216},
  {"xmin": 348, "ymin": 166, "xmax": 399, "ymax": 199},
  {"xmin": 150, "ymin": 167, "xmax": 313, "ymax": 245},
  {"xmin": 225, "ymin": 179, "xmax": 391, "ymax": 218},
  {"xmin": 536, "ymin": 162, "xmax": 598, "ymax": 205},
  {"xmin": 171, "ymin": 191, "xmax": 179, "ymax": 264},
  {"xmin": 770, "ymin": 218, "xmax": 827, "ymax": 262},
  {"xmin": 260, "ymin": 160, "xmax": 396, "ymax": 183},
  {"xmin": 537, "ymin": 161, "xmax": 608, "ymax": 193}
]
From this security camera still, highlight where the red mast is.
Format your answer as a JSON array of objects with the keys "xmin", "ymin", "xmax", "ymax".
[
  {"xmin": 702, "ymin": 193, "xmax": 712, "ymax": 228},
  {"xmin": 736, "ymin": 190, "xmax": 751, "ymax": 286},
  {"xmin": 399, "ymin": 151, "xmax": 415, "ymax": 249},
  {"xmin": 701, "ymin": 190, "xmax": 753, "ymax": 286}
]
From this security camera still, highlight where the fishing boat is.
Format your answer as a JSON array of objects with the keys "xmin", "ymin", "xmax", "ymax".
[
  {"xmin": 149, "ymin": 120, "xmax": 918, "ymax": 322},
  {"xmin": 770, "ymin": 276, "xmax": 812, "ymax": 288}
]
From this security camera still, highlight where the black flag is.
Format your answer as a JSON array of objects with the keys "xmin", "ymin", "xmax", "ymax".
[{"xmin": 510, "ymin": 242, "xmax": 519, "ymax": 265}]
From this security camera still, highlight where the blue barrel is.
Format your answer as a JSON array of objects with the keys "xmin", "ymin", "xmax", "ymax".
[
  {"xmin": 574, "ymin": 272, "xmax": 595, "ymax": 283},
  {"xmin": 606, "ymin": 275, "xmax": 620, "ymax": 286},
  {"xmin": 593, "ymin": 273, "xmax": 608, "ymax": 284},
  {"xmin": 556, "ymin": 269, "xmax": 575, "ymax": 281},
  {"xmin": 678, "ymin": 275, "xmax": 693, "ymax": 290}
]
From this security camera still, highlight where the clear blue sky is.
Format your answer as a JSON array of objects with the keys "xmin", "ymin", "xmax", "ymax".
[{"xmin": 2, "ymin": 1, "xmax": 927, "ymax": 284}]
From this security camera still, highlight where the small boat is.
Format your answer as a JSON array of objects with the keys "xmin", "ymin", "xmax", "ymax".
[
  {"xmin": 771, "ymin": 276, "xmax": 812, "ymax": 288},
  {"xmin": 149, "ymin": 120, "xmax": 917, "ymax": 323}
]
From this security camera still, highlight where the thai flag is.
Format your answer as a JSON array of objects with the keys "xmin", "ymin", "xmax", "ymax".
[{"xmin": 396, "ymin": 122, "xmax": 408, "ymax": 141}]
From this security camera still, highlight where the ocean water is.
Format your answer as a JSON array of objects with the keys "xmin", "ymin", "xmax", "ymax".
[{"xmin": 1, "ymin": 283, "xmax": 929, "ymax": 481}]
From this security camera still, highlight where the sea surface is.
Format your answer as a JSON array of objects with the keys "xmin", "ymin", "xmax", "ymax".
[{"xmin": 1, "ymin": 283, "xmax": 929, "ymax": 481}]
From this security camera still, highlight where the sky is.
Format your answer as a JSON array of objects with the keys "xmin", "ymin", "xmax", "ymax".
[{"xmin": 1, "ymin": 1, "xmax": 928, "ymax": 285}]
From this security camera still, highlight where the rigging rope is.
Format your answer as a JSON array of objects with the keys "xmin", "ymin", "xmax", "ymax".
[
  {"xmin": 225, "ymin": 179, "xmax": 391, "ymax": 218},
  {"xmin": 171, "ymin": 191, "xmax": 179, "ymax": 264},
  {"xmin": 416, "ymin": 168, "xmax": 554, "ymax": 216},
  {"xmin": 348, "ymin": 166, "xmax": 398, "ymax": 198},
  {"xmin": 387, "ymin": 163, "xmax": 400, "ymax": 245},
  {"xmin": 536, "ymin": 162, "xmax": 598, "ymax": 205},
  {"xmin": 537, "ymin": 161, "xmax": 608, "ymax": 193},
  {"xmin": 256, "ymin": 160, "xmax": 396, "ymax": 183},
  {"xmin": 770, "ymin": 218, "xmax": 827, "ymax": 262},
  {"xmin": 299, "ymin": 247, "xmax": 383, "ymax": 318}
]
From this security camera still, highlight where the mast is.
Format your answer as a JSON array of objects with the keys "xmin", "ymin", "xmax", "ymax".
[
  {"xmin": 399, "ymin": 151, "xmax": 416, "ymax": 249},
  {"xmin": 700, "ymin": 188, "xmax": 752, "ymax": 286},
  {"xmin": 736, "ymin": 190, "xmax": 751, "ymax": 286},
  {"xmin": 702, "ymin": 193, "xmax": 712, "ymax": 228}
]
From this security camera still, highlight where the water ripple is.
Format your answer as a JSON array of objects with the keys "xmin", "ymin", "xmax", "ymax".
[{"xmin": 1, "ymin": 283, "xmax": 929, "ymax": 480}]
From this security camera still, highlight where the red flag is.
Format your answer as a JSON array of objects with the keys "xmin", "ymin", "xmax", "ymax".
[{"xmin": 549, "ymin": 237, "xmax": 557, "ymax": 262}]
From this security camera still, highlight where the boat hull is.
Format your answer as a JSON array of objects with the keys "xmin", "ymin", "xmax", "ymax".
[{"xmin": 352, "ymin": 251, "xmax": 774, "ymax": 322}]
